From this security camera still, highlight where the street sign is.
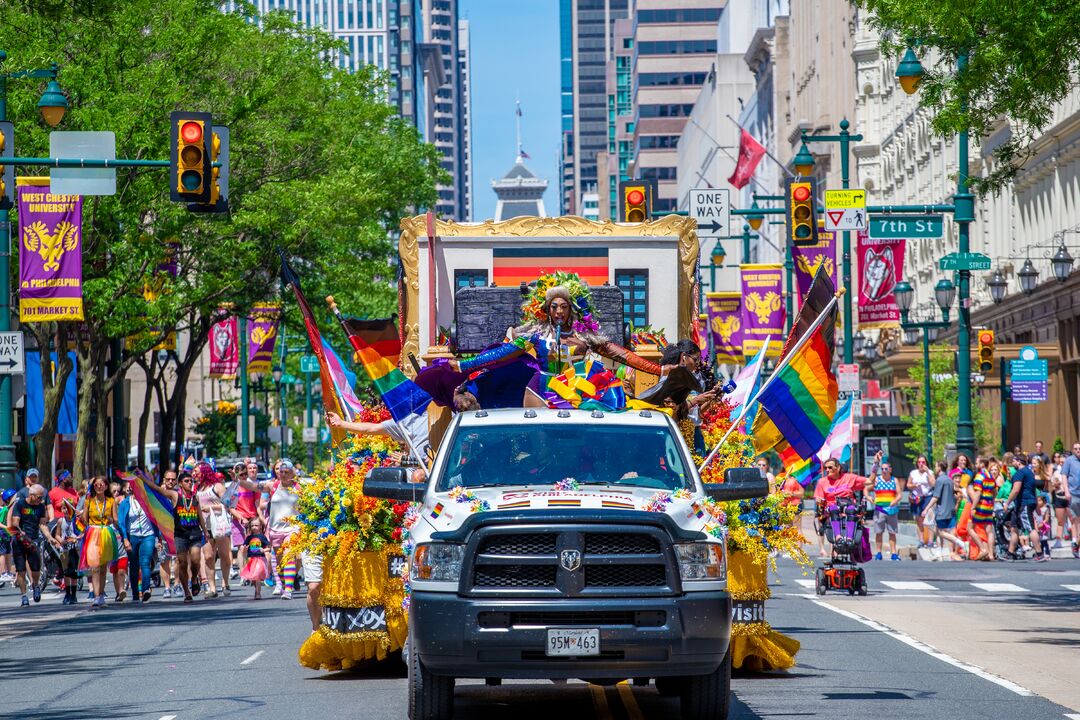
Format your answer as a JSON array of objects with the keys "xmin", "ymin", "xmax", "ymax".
[
  {"xmin": 300, "ymin": 354, "xmax": 320, "ymax": 373},
  {"xmin": 838, "ymin": 363, "xmax": 860, "ymax": 393},
  {"xmin": 49, "ymin": 131, "xmax": 116, "ymax": 196},
  {"xmin": 303, "ymin": 427, "xmax": 318, "ymax": 443},
  {"xmin": 1010, "ymin": 345, "xmax": 1048, "ymax": 403},
  {"xmin": 939, "ymin": 252, "xmax": 992, "ymax": 271},
  {"xmin": 824, "ymin": 189, "xmax": 867, "ymax": 231},
  {"xmin": 236, "ymin": 415, "xmax": 255, "ymax": 444},
  {"xmin": 0, "ymin": 332, "xmax": 24, "ymax": 374},
  {"xmin": 689, "ymin": 188, "xmax": 730, "ymax": 237},
  {"xmin": 869, "ymin": 214, "xmax": 944, "ymax": 239}
]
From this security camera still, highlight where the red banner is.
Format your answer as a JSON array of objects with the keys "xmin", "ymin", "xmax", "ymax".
[
  {"xmin": 856, "ymin": 230, "xmax": 904, "ymax": 328},
  {"xmin": 727, "ymin": 129, "xmax": 766, "ymax": 190}
]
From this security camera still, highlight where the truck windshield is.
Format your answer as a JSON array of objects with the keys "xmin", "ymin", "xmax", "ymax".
[{"xmin": 436, "ymin": 423, "xmax": 693, "ymax": 492}]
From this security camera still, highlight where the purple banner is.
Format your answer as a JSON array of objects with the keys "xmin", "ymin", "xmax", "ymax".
[
  {"xmin": 792, "ymin": 229, "xmax": 837, "ymax": 312},
  {"xmin": 740, "ymin": 264, "xmax": 784, "ymax": 359},
  {"xmin": 248, "ymin": 302, "xmax": 281, "ymax": 375},
  {"xmin": 18, "ymin": 184, "xmax": 84, "ymax": 322},
  {"xmin": 705, "ymin": 292, "xmax": 742, "ymax": 363}
]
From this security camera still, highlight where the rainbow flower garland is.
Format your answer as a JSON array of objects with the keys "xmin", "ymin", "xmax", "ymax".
[{"xmin": 521, "ymin": 271, "xmax": 599, "ymax": 328}]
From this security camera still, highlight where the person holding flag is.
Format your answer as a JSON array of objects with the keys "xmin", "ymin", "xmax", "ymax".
[{"xmin": 117, "ymin": 477, "xmax": 161, "ymax": 603}]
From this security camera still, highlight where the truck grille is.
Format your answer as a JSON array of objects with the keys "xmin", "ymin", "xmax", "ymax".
[{"xmin": 466, "ymin": 525, "xmax": 676, "ymax": 597}]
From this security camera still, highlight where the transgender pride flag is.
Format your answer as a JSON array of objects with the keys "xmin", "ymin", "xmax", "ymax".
[{"xmin": 816, "ymin": 394, "xmax": 854, "ymax": 465}]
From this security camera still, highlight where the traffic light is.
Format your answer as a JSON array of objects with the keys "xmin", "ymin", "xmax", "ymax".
[
  {"xmin": 170, "ymin": 110, "xmax": 212, "ymax": 204},
  {"xmin": 978, "ymin": 329, "xmax": 995, "ymax": 373},
  {"xmin": 622, "ymin": 182, "xmax": 649, "ymax": 222},
  {"xmin": 188, "ymin": 125, "xmax": 230, "ymax": 214},
  {"xmin": 0, "ymin": 121, "xmax": 13, "ymax": 210},
  {"xmin": 785, "ymin": 176, "xmax": 818, "ymax": 246}
]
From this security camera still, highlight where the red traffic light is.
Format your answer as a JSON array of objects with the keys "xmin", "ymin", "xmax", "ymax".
[
  {"xmin": 627, "ymin": 189, "xmax": 644, "ymax": 206},
  {"xmin": 979, "ymin": 331, "xmax": 993, "ymax": 345},
  {"xmin": 792, "ymin": 185, "xmax": 811, "ymax": 202},
  {"xmin": 181, "ymin": 121, "xmax": 203, "ymax": 144}
]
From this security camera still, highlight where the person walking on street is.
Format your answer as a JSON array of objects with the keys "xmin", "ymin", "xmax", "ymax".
[
  {"xmin": 968, "ymin": 460, "xmax": 998, "ymax": 561},
  {"xmin": 925, "ymin": 461, "xmax": 964, "ymax": 559},
  {"xmin": 143, "ymin": 469, "xmax": 208, "ymax": 603},
  {"xmin": 78, "ymin": 476, "xmax": 119, "ymax": 610},
  {"xmin": 7, "ymin": 484, "xmax": 60, "ymax": 606},
  {"xmin": 107, "ymin": 480, "xmax": 129, "ymax": 603},
  {"xmin": 907, "ymin": 455, "xmax": 934, "ymax": 548},
  {"xmin": 117, "ymin": 481, "xmax": 159, "ymax": 604},
  {"xmin": 230, "ymin": 461, "xmax": 259, "ymax": 583},
  {"xmin": 869, "ymin": 460, "xmax": 902, "ymax": 560},
  {"xmin": 0, "ymin": 488, "xmax": 17, "ymax": 587},
  {"xmin": 54, "ymin": 499, "xmax": 81, "ymax": 604},
  {"xmin": 238, "ymin": 458, "xmax": 306, "ymax": 599},
  {"xmin": 239, "ymin": 518, "xmax": 270, "ymax": 600},
  {"xmin": 197, "ymin": 470, "xmax": 234, "ymax": 598},
  {"xmin": 157, "ymin": 470, "xmax": 179, "ymax": 597},
  {"xmin": 1007, "ymin": 454, "xmax": 1045, "ymax": 561},
  {"xmin": 950, "ymin": 453, "xmax": 974, "ymax": 489},
  {"xmin": 1050, "ymin": 452, "xmax": 1070, "ymax": 548},
  {"xmin": 1061, "ymin": 443, "xmax": 1080, "ymax": 558}
]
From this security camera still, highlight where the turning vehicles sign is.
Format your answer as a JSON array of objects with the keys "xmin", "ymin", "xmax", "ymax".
[{"xmin": 824, "ymin": 189, "xmax": 867, "ymax": 231}]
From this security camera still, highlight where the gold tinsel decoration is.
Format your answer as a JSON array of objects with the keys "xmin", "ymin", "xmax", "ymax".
[
  {"xmin": 298, "ymin": 549, "xmax": 409, "ymax": 671},
  {"xmin": 727, "ymin": 550, "xmax": 800, "ymax": 672}
]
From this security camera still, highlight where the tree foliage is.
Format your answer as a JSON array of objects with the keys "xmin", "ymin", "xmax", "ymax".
[
  {"xmin": 0, "ymin": 0, "xmax": 443, "ymax": 475},
  {"xmin": 858, "ymin": 0, "xmax": 1080, "ymax": 192},
  {"xmin": 901, "ymin": 345, "xmax": 995, "ymax": 460}
]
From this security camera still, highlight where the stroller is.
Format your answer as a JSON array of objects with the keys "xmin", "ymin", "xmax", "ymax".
[{"xmin": 814, "ymin": 497, "xmax": 870, "ymax": 596}]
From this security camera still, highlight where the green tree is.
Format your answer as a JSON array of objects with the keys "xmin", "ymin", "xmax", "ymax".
[
  {"xmin": 902, "ymin": 345, "xmax": 995, "ymax": 460},
  {"xmin": 857, "ymin": 1, "xmax": 1080, "ymax": 192},
  {"xmin": 0, "ymin": 0, "xmax": 442, "ymax": 477}
]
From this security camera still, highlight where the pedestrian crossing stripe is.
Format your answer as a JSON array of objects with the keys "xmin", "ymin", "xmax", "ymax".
[
  {"xmin": 970, "ymin": 582, "xmax": 1029, "ymax": 592},
  {"xmin": 880, "ymin": 581, "xmax": 938, "ymax": 591},
  {"xmin": 1062, "ymin": 584, "xmax": 1080, "ymax": 592},
  {"xmin": 795, "ymin": 579, "xmax": 815, "ymax": 588}
]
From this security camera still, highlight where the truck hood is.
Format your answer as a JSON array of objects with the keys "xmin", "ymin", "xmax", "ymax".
[{"xmin": 417, "ymin": 485, "xmax": 718, "ymax": 537}]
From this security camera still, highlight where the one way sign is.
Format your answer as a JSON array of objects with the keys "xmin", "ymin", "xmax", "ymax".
[
  {"xmin": 0, "ymin": 332, "xmax": 24, "ymax": 375},
  {"xmin": 689, "ymin": 188, "xmax": 730, "ymax": 237}
]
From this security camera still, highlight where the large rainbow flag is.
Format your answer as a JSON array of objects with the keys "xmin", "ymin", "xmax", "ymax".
[
  {"xmin": 280, "ymin": 255, "xmax": 365, "ymax": 446},
  {"xmin": 750, "ymin": 268, "xmax": 838, "ymax": 466},
  {"xmin": 121, "ymin": 470, "xmax": 175, "ymax": 554}
]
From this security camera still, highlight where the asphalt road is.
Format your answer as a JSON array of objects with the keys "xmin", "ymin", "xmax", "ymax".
[{"xmin": 1, "ymin": 558, "xmax": 1078, "ymax": 720}]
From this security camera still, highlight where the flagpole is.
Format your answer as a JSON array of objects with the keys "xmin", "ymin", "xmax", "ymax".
[
  {"xmin": 725, "ymin": 114, "xmax": 796, "ymax": 179},
  {"xmin": 325, "ymin": 296, "xmax": 426, "ymax": 468},
  {"xmin": 698, "ymin": 290, "xmax": 843, "ymax": 474},
  {"xmin": 687, "ymin": 117, "xmax": 775, "ymax": 197}
]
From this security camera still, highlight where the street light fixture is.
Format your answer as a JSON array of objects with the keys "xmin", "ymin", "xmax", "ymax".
[
  {"xmin": 987, "ymin": 269, "xmax": 1008, "ymax": 304},
  {"xmin": 896, "ymin": 47, "xmax": 924, "ymax": 95},
  {"xmin": 746, "ymin": 200, "xmax": 764, "ymax": 231},
  {"xmin": 710, "ymin": 241, "xmax": 725, "ymax": 267},
  {"xmin": 1051, "ymin": 244, "xmax": 1073, "ymax": 282},
  {"xmin": 272, "ymin": 364, "xmax": 283, "ymax": 384},
  {"xmin": 933, "ymin": 277, "xmax": 956, "ymax": 314},
  {"xmin": 793, "ymin": 140, "xmax": 815, "ymax": 176},
  {"xmin": 1017, "ymin": 258, "xmax": 1039, "ymax": 295},
  {"xmin": 853, "ymin": 332, "xmax": 866, "ymax": 355},
  {"xmin": 36, "ymin": 70, "xmax": 68, "ymax": 127},
  {"xmin": 893, "ymin": 280, "xmax": 914, "ymax": 312},
  {"xmin": 903, "ymin": 327, "xmax": 918, "ymax": 345}
]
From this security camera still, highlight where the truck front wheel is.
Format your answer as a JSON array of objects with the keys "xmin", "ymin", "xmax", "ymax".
[
  {"xmin": 407, "ymin": 637, "xmax": 455, "ymax": 720},
  {"xmin": 680, "ymin": 644, "xmax": 732, "ymax": 720}
]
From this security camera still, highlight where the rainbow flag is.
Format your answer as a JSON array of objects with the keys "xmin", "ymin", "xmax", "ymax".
[
  {"xmin": 120, "ymin": 470, "xmax": 176, "ymax": 554},
  {"xmin": 280, "ymin": 255, "xmax": 365, "ymax": 446},
  {"xmin": 816, "ymin": 394, "xmax": 854, "ymax": 464},
  {"xmin": 491, "ymin": 247, "xmax": 609, "ymax": 287},
  {"xmin": 750, "ymin": 268, "xmax": 838, "ymax": 465},
  {"xmin": 787, "ymin": 456, "xmax": 822, "ymax": 488}
]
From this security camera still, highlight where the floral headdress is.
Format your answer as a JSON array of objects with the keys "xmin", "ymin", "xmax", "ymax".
[{"xmin": 521, "ymin": 271, "xmax": 600, "ymax": 333}]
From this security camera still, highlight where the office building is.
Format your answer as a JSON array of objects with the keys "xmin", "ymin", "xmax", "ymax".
[{"xmin": 560, "ymin": 0, "xmax": 631, "ymax": 216}]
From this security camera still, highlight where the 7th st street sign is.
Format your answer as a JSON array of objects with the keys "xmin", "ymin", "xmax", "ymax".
[{"xmin": 870, "ymin": 214, "xmax": 944, "ymax": 239}]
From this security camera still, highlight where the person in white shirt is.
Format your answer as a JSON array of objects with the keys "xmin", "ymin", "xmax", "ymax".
[{"xmin": 907, "ymin": 455, "xmax": 934, "ymax": 548}]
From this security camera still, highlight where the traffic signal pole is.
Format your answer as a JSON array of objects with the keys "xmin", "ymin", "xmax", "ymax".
[{"xmin": 953, "ymin": 53, "xmax": 976, "ymax": 459}]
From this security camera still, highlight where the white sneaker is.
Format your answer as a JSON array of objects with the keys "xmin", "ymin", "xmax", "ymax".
[
  {"xmin": 281, "ymin": 590, "xmax": 293, "ymax": 600},
  {"xmin": 272, "ymin": 584, "xmax": 282, "ymax": 596},
  {"xmin": 162, "ymin": 587, "xmax": 173, "ymax": 599}
]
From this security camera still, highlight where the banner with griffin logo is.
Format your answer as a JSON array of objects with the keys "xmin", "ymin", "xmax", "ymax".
[
  {"xmin": 856, "ymin": 230, "xmax": 904, "ymax": 329},
  {"xmin": 705, "ymin": 292, "xmax": 742, "ymax": 363},
  {"xmin": 248, "ymin": 302, "xmax": 281, "ymax": 376},
  {"xmin": 209, "ymin": 309, "xmax": 239, "ymax": 379},
  {"xmin": 740, "ymin": 264, "xmax": 784, "ymax": 359},
  {"xmin": 792, "ymin": 229, "xmax": 837, "ymax": 312},
  {"xmin": 17, "ymin": 184, "xmax": 84, "ymax": 322}
]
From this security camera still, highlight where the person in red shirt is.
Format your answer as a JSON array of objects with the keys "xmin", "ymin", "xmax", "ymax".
[
  {"xmin": 814, "ymin": 453, "xmax": 881, "ymax": 555},
  {"xmin": 48, "ymin": 471, "xmax": 78, "ymax": 521}
]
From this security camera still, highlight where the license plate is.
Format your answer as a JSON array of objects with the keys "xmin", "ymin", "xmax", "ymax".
[{"xmin": 546, "ymin": 628, "xmax": 600, "ymax": 656}]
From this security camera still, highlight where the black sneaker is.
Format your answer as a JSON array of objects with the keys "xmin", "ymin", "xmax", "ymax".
[
  {"xmin": 1072, "ymin": 542, "xmax": 1079, "ymax": 559},
  {"xmin": 191, "ymin": 580, "xmax": 201, "ymax": 597},
  {"xmin": 32, "ymin": 586, "xmax": 41, "ymax": 603}
]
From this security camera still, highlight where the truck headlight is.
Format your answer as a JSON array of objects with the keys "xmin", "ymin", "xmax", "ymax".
[
  {"xmin": 674, "ymin": 542, "xmax": 726, "ymax": 581},
  {"xmin": 411, "ymin": 543, "xmax": 465, "ymax": 583}
]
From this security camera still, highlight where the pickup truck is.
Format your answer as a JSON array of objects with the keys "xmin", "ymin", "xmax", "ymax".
[{"xmin": 366, "ymin": 407, "xmax": 767, "ymax": 720}]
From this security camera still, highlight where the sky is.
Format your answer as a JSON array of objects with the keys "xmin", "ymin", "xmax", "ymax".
[{"xmin": 459, "ymin": 0, "xmax": 560, "ymax": 220}]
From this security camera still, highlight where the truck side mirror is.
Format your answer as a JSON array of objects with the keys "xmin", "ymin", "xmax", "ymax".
[
  {"xmin": 702, "ymin": 467, "xmax": 769, "ymax": 502},
  {"xmin": 363, "ymin": 467, "xmax": 425, "ymax": 502}
]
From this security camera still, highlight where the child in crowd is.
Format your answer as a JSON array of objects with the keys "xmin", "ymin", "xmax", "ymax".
[
  {"xmin": 240, "ymin": 517, "xmax": 271, "ymax": 600},
  {"xmin": 54, "ymin": 499, "xmax": 82, "ymax": 604},
  {"xmin": 1034, "ymin": 495, "xmax": 1052, "ymax": 559}
]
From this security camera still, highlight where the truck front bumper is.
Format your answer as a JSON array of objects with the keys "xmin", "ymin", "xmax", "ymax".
[{"xmin": 410, "ymin": 590, "xmax": 731, "ymax": 680}]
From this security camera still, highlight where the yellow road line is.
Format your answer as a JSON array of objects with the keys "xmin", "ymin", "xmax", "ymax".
[
  {"xmin": 589, "ymin": 684, "xmax": 614, "ymax": 720},
  {"xmin": 617, "ymin": 681, "xmax": 646, "ymax": 720}
]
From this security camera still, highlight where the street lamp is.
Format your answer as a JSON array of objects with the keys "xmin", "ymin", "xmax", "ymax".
[
  {"xmin": 36, "ymin": 71, "xmax": 68, "ymax": 127},
  {"xmin": 1017, "ymin": 258, "xmax": 1039, "ymax": 295},
  {"xmin": 746, "ymin": 200, "xmax": 764, "ymax": 231},
  {"xmin": 793, "ymin": 140, "xmax": 815, "ymax": 176},
  {"xmin": 710, "ymin": 241, "xmax": 725, "ymax": 267},
  {"xmin": 853, "ymin": 332, "xmax": 866, "ymax": 355},
  {"xmin": 934, "ymin": 277, "xmax": 956, "ymax": 313},
  {"xmin": 895, "ymin": 47, "xmax": 925, "ymax": 95},
  {"xmin": 903, "ymin": 327, "xmax": 918, "ymax": 345},
  {"xmin": 893, "ymin": 280, "xmax": 914, "ymax": 312},
  {"xmin": 1051, "ymin": 244, "xmax": 1073, "ymax": 282},
  {"xmin": 987, "ymin": 270, "xmax": 1008, "ymax": 304},
  {"xmin": 272, "ymin": 364, "xmax": 283, "ymax": 384}
]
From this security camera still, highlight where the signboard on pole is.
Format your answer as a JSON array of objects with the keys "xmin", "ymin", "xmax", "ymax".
[
  {"xmin": 300, "ymin": 354, "xmax": 320, "ymax": 374},
  {"xmin": 838, "ymin": 363, "xmax": 860, "ymax": 393},
  {"xmin": 689, "ymin": 188, "xmax": 730, "ymax": 236},
  {"xmin": 49, "ymin": 131, "xmax": 117, "ymax": 196},
  {"xmin": 870, "ymin": 214, "xmax": 944, "ymax": 239},
  {"xmin": 939, "ymin": 252, "xmax": 992, "ymax": 272},
  {"xmin": 303, "ymin": 427, "xmax": 318, "ymax": 443},
  {"xmin": 824, "ymin": 189, "xmax": 867, "ymax": 231},
  {"xmin": 1010, "ymin": 345, "xmax": 1048, "ymax": 404},
  {"xmin": 0, "ymin": 332, "xmax": 25, "ymax": 374}
]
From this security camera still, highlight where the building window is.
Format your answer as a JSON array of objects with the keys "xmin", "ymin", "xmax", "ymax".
[
  {"xmin": 615, "ymin": 271, "xmax": 648, "ymax": 328},
  {"xmin": 455, "ymin": 269, "xmax": 489, "ymax": 291}
]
